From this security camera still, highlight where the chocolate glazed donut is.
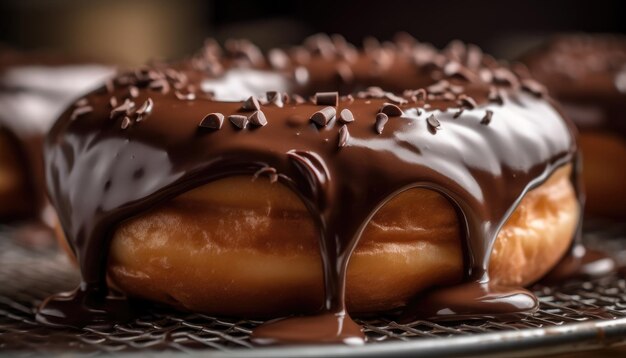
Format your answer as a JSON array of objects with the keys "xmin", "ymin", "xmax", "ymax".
[
  {"xmin": 39, "ymin": 34, "xmax": 598, "ymax": 344},
  {"xmin": 0, "ymin": 49, "xmax": 114, "ymax": 224},
  {"xmin": 521, "ymin": 34, "xmax": 626, "ymax": 219}
]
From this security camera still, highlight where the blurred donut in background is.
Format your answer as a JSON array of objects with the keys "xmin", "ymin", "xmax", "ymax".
[
  {"xmin": 0, "ymin": 48, "xmax": 114, "ymax": 225},
  {"xmin": 521, "ymin": 34, "xmax": 626, "ymax": 219}
]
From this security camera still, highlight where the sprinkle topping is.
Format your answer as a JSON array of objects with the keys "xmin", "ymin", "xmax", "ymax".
[
  {"xmin": 311, "ymin": 106, "xmax": 336, "ymax": 126},
  {"xmin": 120, "ymin": 116, "xmax": 132, "ymax": 129},
  {"xmin": 249, "ymin": 111, "xmax": 268, "ymax": 127},
  {"xmin": 339, "ymin": 109, "xmax": 355, "ymax": 123},
  {"xmin": 135, "ymin": 98, "xmax": 154, "ymax": 122},
  {"xmin": 200, "ymin": 113, "xmax": 225, "ymax": 129},
  {"xmin": 481, "ymin": 110, "xmax": 494, "ymax": 125},
  {"xmin": 458, "ymin": 94, "xmax": 477, "ymax": 109},
  {"xmin": 110, "ymin": 99, "xmax": 135, "ymax": 119},
  {"xmin": 229, "ymin": 114, "xmax": 248, "ymax": 129},
  {"xmin": 266, "ymin": 91, "xmax": 284, "ymax": 107},
  {"xmin": 427, "ymin": 114, "xmax": 441, "ymax": 130},
  {"xmin": 380, "ymin": 103, "xmax": 403, "ymax": 117},
  {"xmin": 315, "ymin": 92, "xmax": 339, "ymax": 106},
  {"xmin": 520, "ymin": 79, "xmax": 546, "ymax": 98},
  {"xmin": 242, "ymin": 96, "xmax": 261, "ymax": 111},
  {"xmin": 375, "ymin": 113, "xmax": 388, "ymax": 134}
]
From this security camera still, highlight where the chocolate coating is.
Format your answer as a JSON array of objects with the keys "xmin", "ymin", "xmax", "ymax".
[{"xmin": 40, "ymin": 35, "xmax": 580, "ymax": 344}]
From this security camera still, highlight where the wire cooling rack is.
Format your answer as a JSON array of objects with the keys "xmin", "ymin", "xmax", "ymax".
[{"xmin": 1, "ymin": 222, "xmax": 626, "ymax": 357}]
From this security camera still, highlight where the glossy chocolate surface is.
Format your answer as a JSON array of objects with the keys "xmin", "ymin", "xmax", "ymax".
[{"xmin": 40, "ymin": 35, "xmax": 580, "ymax": 344}]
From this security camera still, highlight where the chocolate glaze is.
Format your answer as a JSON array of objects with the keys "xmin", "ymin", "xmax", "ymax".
[
  {"xmin": 521, "ymin": 34, "xmax": 626, "ymax": 137},
  {"xmin": 40, "ymin": 35, "xmax": 581, "ymax": 344}
]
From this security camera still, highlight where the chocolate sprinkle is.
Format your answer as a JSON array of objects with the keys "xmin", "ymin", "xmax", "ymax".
[
  {"xmin": 443, "ymin": 62, "xmax": 473, "ymax": 81},
  {"xmin": 338, "ymin": 125, "xmax": 350, "ymax": 148},
  {"xmin": 458, "ymin": 94, "xmax": 477, "ymax": 109},
  {"xmin": 292, "ymin": 94, "xmax": 306, "ymax": 104},
  {"xmin": 481, "ymin": 110, "xmax": 494, "ymax": 125},
  {"xmin": 492, "ymin": 68, "xmax": 519, "ymax": 88},
  {"xmin": 427, "ymin": 114, "xmax": 441, "ymax": 129},
  {"xmin": 380, "ymin": 103, "xmax": 403, "ymax": 117},
  {"xmin": 249, "ymin": 111, "xmax": 268, "ymax": 127},
  {"xmin": 384, "ymin": 92, "xmax": 408, "ymax": 105},
  {"xmin": 315, "ymin": 92, "xmax": 339, "ymax": 106},
  {"xmin": 120, "ymin": 116, "xmax": 132, "ymax": 129},
  {"xmin": 488, "ymin": 87, "xmax": 504, "ymax": 105},
  {"xmin": 339, "ymin": 108, "xmax": 355, "ymax": 123},
  {"xmin": 70, "ymin": 106, "xmax": 93, "ymax": 120},
  {"xmin": 415, "ymin": 88, "xmax": 427, "ymax": 101},
  {"xmin": 241, "ymin": 96, "xmax": 261, "ymax": 111},
  {"xmin": 175, "ymin": 90, "xmax": 196, "ymax": 101},
  {"xmin": 311, "ymin": 106, "xmax": 336, "ymax": 126},
  {"xmin": 229, "ymin": 114, "xmax": 248, "ymax": 129},
  {"xmin": 453, "ymin": 109, "xmax": 464, "ymax": 118},
  {"xmin": 110, "ymin": 99, "xmax": 135, "ymax": 119},
  {"xmin": 128, "ymin": 86, "xmax": 139, "ymax": 99},
  {"xmin": 520, "ymin": 79, "xmax": 546, "ymax": 98},
  {"xmin": 266, "ymin": 91, "xmax": 283, "ymax": 107},
  {"xmin": 268, "ymin": 48, "xmax": 289, "ymax": 69},
  {"xmin": 479, "ymin": 69, "xmax": 494, "ymax": 83},
  {"xmin": 135, "ymin": 98, "xmax": 154, "ymax": 122},
  {"xmin": 427, "ymin": 80, "xmax": 449, "ymax": 94},
  {"xmin": 199, "ymin": 113, "xmax": 224, "ymax": 130},
  {"xmin": 150, "ymin": 79, "xmax": 170, "ymax": 94},
  {"xmin": 375, "ymin": 112, "xmax": 388, "ymax": 134},
  {"xmin": 442, "ymin": 92, "xmax": 456, "ymax": 101}
]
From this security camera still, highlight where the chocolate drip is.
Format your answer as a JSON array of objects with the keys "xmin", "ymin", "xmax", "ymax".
[{"xmin": 39, "ymin": 36, "xmax": 582, "ymax": 344}]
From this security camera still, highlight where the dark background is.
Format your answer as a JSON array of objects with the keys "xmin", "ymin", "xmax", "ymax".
[{"xmin": 1, "ymin": 0, "xmax": 625, "ymax": 65}]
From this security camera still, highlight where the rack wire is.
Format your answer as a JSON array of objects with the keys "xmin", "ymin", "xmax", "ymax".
[{"xmin": 1, "ymin": 221, "xmax": 625, "ymax": 357}]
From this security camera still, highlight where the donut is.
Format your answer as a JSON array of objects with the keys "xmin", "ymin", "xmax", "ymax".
[
  {"xmin": 40, "ymin": 34, "xmax": 583, "ymax": 345},
  {"xmin": 0, "ymin": 49, "xmax": 114, "ymax": 223},
  {"xmin": 0, "ymin": 128, "xmax": 33, "ymax": 219},
  {"xmin": 521, "ymin": 34, "xmax": 626, "ymax": 219}
]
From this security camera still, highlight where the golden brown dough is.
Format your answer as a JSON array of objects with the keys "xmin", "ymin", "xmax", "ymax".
[{"xmin": 92, "ymin": 164, "xmax": 579, "ymax": 318}]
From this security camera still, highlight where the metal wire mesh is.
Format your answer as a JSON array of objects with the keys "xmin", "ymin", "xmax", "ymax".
[{"xmin": 0, "ymin": 222, "xmax": 625, "ymax": 355}]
